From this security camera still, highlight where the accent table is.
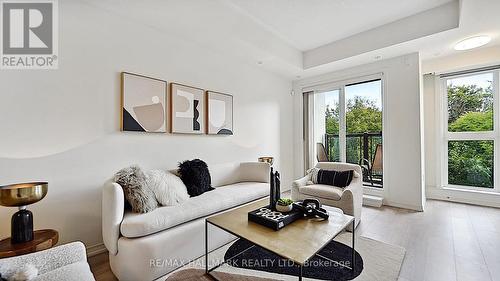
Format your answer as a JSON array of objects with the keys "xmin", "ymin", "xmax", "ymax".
[
  {"xmin": 0, "ymin": 229, "xmax": 59, "ymax": 258},
  {"xmin": 205, "ymin": 198, "xmax": 355, "ymax": 280}
]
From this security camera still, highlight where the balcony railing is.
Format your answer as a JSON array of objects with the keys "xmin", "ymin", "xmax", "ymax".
[{"xmin": 325, "ymin": 132, "xmax": 383, "ymax": 188}]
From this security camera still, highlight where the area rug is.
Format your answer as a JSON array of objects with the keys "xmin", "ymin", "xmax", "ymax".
[
  {"xmin": 170, "ymin": 232, "xmax": 405, "ymax": 281},
  {"xmin": 224, "ymin": 239, "xmax": 363, "ymax": 280}
]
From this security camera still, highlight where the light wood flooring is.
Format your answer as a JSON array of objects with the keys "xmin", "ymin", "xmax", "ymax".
[{"xmin": 89, "ymin": 199, "xmax": 500, "ymax": 281}]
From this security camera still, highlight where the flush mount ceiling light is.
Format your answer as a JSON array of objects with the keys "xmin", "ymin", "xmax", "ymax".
[{"xmin": 454, "ymin": 36, "xmax": 491, "ymax": 50}]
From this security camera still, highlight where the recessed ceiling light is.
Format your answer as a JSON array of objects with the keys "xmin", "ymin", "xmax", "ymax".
[
  {"xmin": 257, "ymin": 61, "xmax": 263, "ymax": 65},
  {"xmin": 454, "ymin": 36, "xmax": 491, "ymax": 51},
  {"xmin": 374, "ymin": 55, "xmax": 381, "ymax": 60},
  {"xmin": 296, "ymin": 75, "xmax": 301, "ymax": 79}
]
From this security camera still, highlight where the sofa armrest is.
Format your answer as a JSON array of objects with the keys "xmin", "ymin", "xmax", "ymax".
[
  {"xmin": 341, "ymin": 175, "xmax": 363, "ymax": 222},
  {"xmin": 238, "ymin": 162, "xmax": 271, "ymax": 183},
  {"xmin": 102, "ymin": 181, "xmax": 124, "ymax": 255},
  {"xmin": 291, "ymin": 174, "xmax": 310, "ymax": 201},
  {"xmin": 0, "ymin": 242, "xmax": 87, "ymax": 277}
]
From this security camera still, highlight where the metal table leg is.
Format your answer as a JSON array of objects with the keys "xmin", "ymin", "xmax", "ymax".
[
  {"xmin": 352, "ymin": 219, "xmax": 355, "ymax": 272},
  {"xmin": 205, "ymin": 220, "xmax": 208, "ymax": 274}
]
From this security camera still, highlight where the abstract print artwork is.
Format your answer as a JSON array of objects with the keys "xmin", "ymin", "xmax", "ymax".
[
  {"xmin": 171, "ymin": 83, "xmax": 205, "ymax": 134},
  {"xmin": 121, "ymin": 72, "xmax": 167, "ymax": 132},
  {"xmin": 207, "ymin": 91, "xmax": 233, "ymax": 135}
]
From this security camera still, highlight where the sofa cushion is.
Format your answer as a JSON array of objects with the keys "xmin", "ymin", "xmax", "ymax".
[
  {"xmin": 120, "ymin": 182, "xmax": 269, "ymax": 238},
  {"xmin": 298, "ymin": 184, "xmax": 344, "ymax": 201}
]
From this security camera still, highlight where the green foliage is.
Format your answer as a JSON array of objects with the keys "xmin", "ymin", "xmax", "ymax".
[
  {"xmin": 346, "ymin": 97, "xmax": 382, "ymax": 134},
  {"xmin": 446, "ymin": 83, "xmax": 494, "ymax": 188},
  {"xmin": 325, "ymin": 96, "xmax": 382, "ymax": 135},
  {"xmin": 447, "ymin": 84, "xmax": 493, "ymax": 124},
  {"xmin": 277, "ymin": 198, "xmax": 293, "ymax": 206},
  {"xmin": 448, "ymin": 141, "xmax": 493, "ymax": 188},
  {"xmin": 449, "ymin": 111, "xmax": 493, "ymax": 132}
]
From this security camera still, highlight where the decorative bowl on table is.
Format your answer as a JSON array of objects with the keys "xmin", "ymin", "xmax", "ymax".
[{"xmin": 258, "ymin": 157, "xmax": 274, "ymax": 166}]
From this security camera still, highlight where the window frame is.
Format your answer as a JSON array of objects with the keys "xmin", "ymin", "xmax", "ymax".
[
  {"xmin": 306, "ymin": 74, "xmax": 385, "ymax": 190},
  {"xmin": 439, "ymin": 69, "xmax": 500, "ymax": 192}
]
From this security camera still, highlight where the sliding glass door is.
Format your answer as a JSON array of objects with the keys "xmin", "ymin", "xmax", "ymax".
[{"xmin": 308, "ymin": 78, "xmax": 383, "ymax": 188}]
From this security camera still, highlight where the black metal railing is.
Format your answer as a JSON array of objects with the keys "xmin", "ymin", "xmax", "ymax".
[{"xmin": 324, "ymin": 132, "xmax": 383, "ymax": 187}]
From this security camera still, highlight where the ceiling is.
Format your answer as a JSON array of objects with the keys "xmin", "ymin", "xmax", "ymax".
[
  {"xmin": 86, "ymin": 0, "xmax": 500, "ymax": 79},
  {"xmin": 227, "ymin": 0, "xmax": 452, "ymax": 51}
]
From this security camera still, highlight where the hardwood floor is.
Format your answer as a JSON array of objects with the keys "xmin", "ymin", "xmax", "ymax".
[{"xmin": 89, "ymin": 199, "xmax": 500, "ymax": 281}]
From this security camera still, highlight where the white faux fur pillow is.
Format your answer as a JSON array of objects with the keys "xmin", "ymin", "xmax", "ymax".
[{"xmin": 146, "ymin": 170, "xmax": 189, "ymax": 206}]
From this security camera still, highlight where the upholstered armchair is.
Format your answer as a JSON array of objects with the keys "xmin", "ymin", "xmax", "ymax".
[
  {"xmin": 292, "ymin": 162, "xmax": 362, "ymax": 230},
  {"xmin": 0, "ymin": 242, "xmax": 95, "ymax": 281}
]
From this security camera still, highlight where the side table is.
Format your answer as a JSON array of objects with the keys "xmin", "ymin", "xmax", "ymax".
[{"xmin": 0, "ymin": 229, "xmax": 58, "ymax": 258}]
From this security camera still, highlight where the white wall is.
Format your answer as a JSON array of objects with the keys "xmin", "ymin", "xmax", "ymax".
[
  {"xmin": 0, "ymin": 1, "xmax": 293, "ymax": 254},
  {"xmin": 293, "ymin": 53, "xmax": 425, "ymax": 211}
]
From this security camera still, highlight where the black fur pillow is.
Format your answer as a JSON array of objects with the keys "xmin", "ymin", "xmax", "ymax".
[{"xmin": 178, "ymin": 159, "xmax": 214, "ymax": 197}]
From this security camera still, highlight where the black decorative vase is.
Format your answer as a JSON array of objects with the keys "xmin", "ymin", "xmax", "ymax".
[
  {"xmin": 269, "ymin": 168, "xmax": 276, "ymax": 209},
  {"xmin": 274, "ymin": 171, "xmax": 281, "ymax": 204},
  {"xmin": 11, "ymin": 208, "xmax": 34, "ymax": 244}
]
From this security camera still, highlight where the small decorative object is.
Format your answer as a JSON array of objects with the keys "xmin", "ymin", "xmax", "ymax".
[
  {"xmin": 258, "ymin": 157, "xmax": 274, "ymax": 166},
  {"xmin": 0, "ymin": 182, "xmax": 48, "ymax": 244},
  {"xmin": 293, "ymin": 199, "xmax": 329, "ymax": 220},
  {"xmin": 248, "ymin": 206, "xmax": 303, "ymax": 230},
  {"xmin": 276, "ymin": 198, "xmax": 293, "ymax": 213},
  {"xmin": 121, "ymin": 72, "xmax": 167, "ymax": 132},
  {"xmin": 207, "ymin": 91, "xmax": 233, "ymax": 135},
  {"xmin": 171, "ymin": 83, "xmax": 205, "ymax": 134}
]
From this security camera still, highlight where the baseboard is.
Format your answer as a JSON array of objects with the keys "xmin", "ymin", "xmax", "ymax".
[
  {"xmin": 383, "ymin": 200, "xmax": 424, "ymax": 212},
  {"xmin": 427, "ymin": 186, "xmax": 500, "ymax": 208},
  {"xmin": 86, "ymin": 243, "xmax": 107, "ymax": 257},
  {"xmin": 363, "ymin": 195, "xmax": 383, "ymax": 207}
]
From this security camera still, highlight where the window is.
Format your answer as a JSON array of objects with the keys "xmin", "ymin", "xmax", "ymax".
[
  {"xmin": 442, "ymin": 70, "xmax": 499, "ymax": 191},
  {"xmin": 309, "ymin": 77, "xmax": 383, "ymax": 188}
]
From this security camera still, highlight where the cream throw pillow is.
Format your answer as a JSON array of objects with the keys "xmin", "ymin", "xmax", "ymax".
[{"xmin": 147, "ymin": 170, "xmax": 189, "ymax": 206}]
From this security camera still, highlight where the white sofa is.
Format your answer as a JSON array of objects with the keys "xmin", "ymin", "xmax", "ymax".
[
  {"xmin": 291, "ymin": 162, "xmax": 362, "ymax": 230},
  {"xmin": 102, "ymin": 162, "xmax": 270, "ymax": 281},
  {"xmin": 0, "ymin": 242, "xmax": 95, "ymax": 281}
]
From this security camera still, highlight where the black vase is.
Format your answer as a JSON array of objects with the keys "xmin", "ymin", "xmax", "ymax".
[
  {"xmin": 270, "ymin": 168, "xmax": 276, "ymax": 209},
  {"xmin": 275, "ymin": 171, "xmax": 281, "ymax": 203},
  {"xmin": 11, "ymin": 208, "xmax": 34, "ymax": 244}
]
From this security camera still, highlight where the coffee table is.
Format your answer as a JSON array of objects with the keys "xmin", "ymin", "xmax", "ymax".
[{"xmin": 205, "ymin": 198, "xmax": 355, "ymax": 280}]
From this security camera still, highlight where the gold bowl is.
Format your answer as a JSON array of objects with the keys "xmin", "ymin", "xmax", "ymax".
[
  {"xmin": 258, "ymin": 157, "xmax": 274, "ymax": 166},
  {"xmin": 0, "ymin": 182, "xmax": 48, "ymax": 207}
]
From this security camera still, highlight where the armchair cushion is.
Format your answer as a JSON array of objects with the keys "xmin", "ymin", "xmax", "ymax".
[
  {"xmin": 298, "ymin": 184, "xmax": 344, "ymax": 201},
  {"xmin": 316, "ymin": 169, "xmax": 354, "ymax": 188}
]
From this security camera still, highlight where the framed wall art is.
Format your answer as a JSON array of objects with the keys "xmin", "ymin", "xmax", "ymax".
[
  {"xmin": 170, "ymin": 83, "xmax": 205, "ymax": 134},
  {"xmin": 121, "ymin": 72, "xmax": 167, "ymax": 132},
  {"xmin": 207, "ymin": 91, "xmax": 233, "ymax": 135}
]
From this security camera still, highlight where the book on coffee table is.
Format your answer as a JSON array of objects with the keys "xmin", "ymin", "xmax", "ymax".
[{"xmin": 248, "ymin": 206, "xmax": 303, "ymax": 230}]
